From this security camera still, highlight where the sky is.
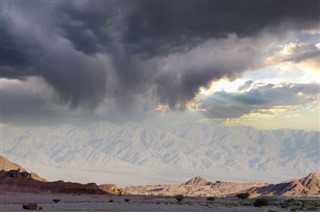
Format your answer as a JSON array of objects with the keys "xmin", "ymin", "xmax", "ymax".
[{"xmin": 1, "ymin": 0, "xmax": 320, "ymax": 130}]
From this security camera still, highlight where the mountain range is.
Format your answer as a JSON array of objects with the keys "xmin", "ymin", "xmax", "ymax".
[
  {"xmin": 125, "ymin": 174, "xmax": 320, "ymax": 197},
  {"xmin": 1, "ymin": 155, "xmax": 319, "ymax": 197},
  {"xmin": 2, "ymin": 121, "xmax": 319, "ymax": 185}
]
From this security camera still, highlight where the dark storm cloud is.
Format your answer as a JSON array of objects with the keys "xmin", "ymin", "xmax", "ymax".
[
  {"xmin": 1, "ymin": 79, "xmax": 54, "ymax": 124},
  {"xmin": 123, "ymin": 0, "xmax": 319, "ymax": 56},
  {"xmin": 55, "ymin": 1, "xmax": 120, "ymax": 55},
  {"xmin": 1, "ymin": 16, "xmax": 41, "ymax": 78},
  {"xmin": 1, "ymin": 0, "xmax": 320, "ymax": 120},
  {"xmin": 1, "ymin": 1, "xmax": 108, "ymax": 109},
  {"xmin": 201, "ymin": 82, "xmax": 320, "ymax": 118},
  {"xmin": 54, "ymin": 1, "xmax": 320, "ymax": 57}
]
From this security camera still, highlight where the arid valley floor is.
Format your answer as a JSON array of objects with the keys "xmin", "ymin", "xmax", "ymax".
[{"xmin": 1, "ymin": 193, "xmax": 320, "ymax": 211}]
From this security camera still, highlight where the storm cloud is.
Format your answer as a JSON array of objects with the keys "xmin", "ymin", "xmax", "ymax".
[{"xmin": 1, "ymin": 0, "xmax": 320, "ymax": 121}]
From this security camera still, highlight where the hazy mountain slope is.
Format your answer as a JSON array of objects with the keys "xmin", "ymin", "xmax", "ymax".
[{"xmin": 2, "ymin": 122, "xmax": 319, "ymax": 185}]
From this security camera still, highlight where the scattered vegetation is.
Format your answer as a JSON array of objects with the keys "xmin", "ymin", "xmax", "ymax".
[
  {"xmin": 235, "ymin": 193, "xmax": 250, "ymax": 200},
  {"xmin": 302, "ymin": 200, "xmax": 320, "ymax": 211},
  {"xmin": 175, "ymin": 195, "xmax": 184, "ymax": 203},
  {"xmin": 124, "ymin": 198, "xmax": 130, "ymax": 203},
  {"xmin": 239, "ymin": 201, "xmax": 251, "ymax": 206},
  {"xmin": 224, "ymin": 201, "xmax": 239, "ymax": 207},
  {"xmin": 280, "ymin": 198, "xmax": 319, "ymax": 211},
  {"xmin": 207, "ymin": 196, "xmax": 215, "ymax": 201},
  {"xmin": 253, "ymin": 198, "xmax": 269, "ymax": 207},
  {"xmin": 280, "ymin": 199, "xmax": 301, "ymax": 209},
  {"xmin": 290, "ymin": 206, "xmax": 300, "ymax": 212},
  {"xmin": 52, "ymin": 199, "xmax": 61, "ymax": 203}
]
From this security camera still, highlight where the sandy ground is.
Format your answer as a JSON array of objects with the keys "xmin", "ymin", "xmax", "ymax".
[{"xmin": 0, "ymin": 193, "xmax": 315, "ymax": 211}]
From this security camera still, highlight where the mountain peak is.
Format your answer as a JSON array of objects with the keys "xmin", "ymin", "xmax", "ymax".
[
  {"xmin": 304, "ymin": 172, "xmax": 320, "ymax": 181},
  {"xmin": 0, "ymin": 155, "xmax": 26, "ymax": 172},
  {"xmin": 299, "ymin": 172, "xmax": 320, "ymax": 190},
  {"xmin": 184, "ymin": 176, "xmax": 210, "ymax": 186}
]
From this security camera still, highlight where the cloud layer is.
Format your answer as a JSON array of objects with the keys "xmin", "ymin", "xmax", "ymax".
[
  {"xmin": 200, "ymin": 81, "xmax": 320, "ymax": 118},
  {"xmin": 1, "ymin": 0, "xmax": 320, "ymax": 124}
]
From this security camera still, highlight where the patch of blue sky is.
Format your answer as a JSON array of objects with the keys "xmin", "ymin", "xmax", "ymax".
[
  {"xmin": 298, "ymin": 32, "xmax": 320, "ymax": 44},
  {"xmin": 242, "ymin": 67, "xmax": 279, "ymax": 81}
]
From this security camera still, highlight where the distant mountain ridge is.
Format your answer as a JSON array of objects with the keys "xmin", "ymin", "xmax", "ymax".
[{"xmin": 2, "ymin": 121, "xmax": 319, "ymax": 184}]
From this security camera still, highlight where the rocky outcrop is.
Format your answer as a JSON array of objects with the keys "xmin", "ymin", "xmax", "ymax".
[
  {"xmin": 245, "ymin": 173, "xmax": 320, "ymax": 197},
  {"xmin": 0, "ymin": 170, "xmax": 108, "ymax": 194},
  {"xmin": 0, "ymin": 155, "xmax": 46, "ymax": 182},
  {"xmin": 184, "ymin": 176, "xmax": 211, "ymax": 186},
  {"xmin": 278, "ymin": 173, "xmax": 320, "ymax": 196},
  {"xmin": 99, "ymin": 184, "xmax": 125, "ymax": 194}
]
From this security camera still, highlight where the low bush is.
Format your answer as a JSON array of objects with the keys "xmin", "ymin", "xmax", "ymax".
[
  {"xmin": 52, "ymin": 199, "xmax": 61, "ymax": 203},
  {"xmin": 207, "ymin": 196, "xmax": 215, "ymax": 201},
  {"xmin": 253, "ymin": 198, "xmax": 269, "ymax": 207},
  {"xmin": 239, "ymin": 202, "xmax": 251, "ymax": 206},
  {"xmin": 175, "ymin": 195, "xmax": 184, "ymax": 203},
  {"xmin": 235, "ymin": 193, "xmax": 250, "ymax": 200}
]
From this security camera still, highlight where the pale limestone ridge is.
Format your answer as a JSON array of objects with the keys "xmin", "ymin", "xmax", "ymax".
[
  {"xmin": 0, "ymin": 155, "xmax": 46, "ymax": 182},
  {"xmin": 0, "ymin": 155, "xmax": 26, "ymax": 172}
]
